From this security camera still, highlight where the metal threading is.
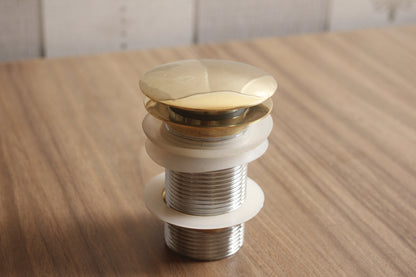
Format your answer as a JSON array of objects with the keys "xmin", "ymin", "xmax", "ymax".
[
  {"xmin": 162, "ymin": 108, "xmax": 249, "ymax": 260},
  {"xmin": 163, "ymin": 164, "xmax": 248, "ymax": 260},
  {"xmin": 165, "ymin": 164, "xmax": 247, "ymax": 216},
  {"xmin": 164, "ymin": 223, "xmax": 245, "ymax": 261},
  {"xmin": 163, "ymin": 123, "xmax": 246, "ymax": 142}
]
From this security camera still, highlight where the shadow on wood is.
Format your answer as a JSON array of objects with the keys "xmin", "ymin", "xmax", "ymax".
[{"xmin": 0, "ymin": 212, "xmax": 201, "ymax": 276}]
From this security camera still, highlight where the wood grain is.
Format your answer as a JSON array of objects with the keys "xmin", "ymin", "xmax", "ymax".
[{"xmin": 0, "ymin": 25, "xmax": 415, "ymax": 276}]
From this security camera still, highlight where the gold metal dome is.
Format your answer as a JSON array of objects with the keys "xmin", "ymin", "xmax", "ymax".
[{"xmin": 139, "ymin": 59, "xmax": 277, "ymax": 137}]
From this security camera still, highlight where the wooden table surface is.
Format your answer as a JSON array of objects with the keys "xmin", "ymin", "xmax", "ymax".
[{"xmin": 1, "ymin": 25, "xmax": 415, "ymax": 277}]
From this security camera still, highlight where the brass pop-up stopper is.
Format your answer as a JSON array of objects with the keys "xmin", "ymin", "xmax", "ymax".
[
  {"xmin": 140, "ymin": 59, "xmax": 276, "ymax": 137},
  {"xmin": 141, "ymin": 59, "xmax": 277, "ymax": 260}
]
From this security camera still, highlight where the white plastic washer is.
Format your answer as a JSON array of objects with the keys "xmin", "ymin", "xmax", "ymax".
[
  {"xmin": 145, "ymin": 139, "xmax": 268, "ymax": 172},
  {"xmin": 144, "ymin": 173, "xmax": 264, "ymax": 230},
  {"xmin": 142, "ymin": 114, "xmax": 273, "ymax": 158},
  {"xmin": 143, "ymin": 114, "xmax": 273, "ymax": 172}
]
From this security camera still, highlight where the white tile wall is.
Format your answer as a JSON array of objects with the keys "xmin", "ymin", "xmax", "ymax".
[
  {"xmin": 0, "ymin": 0, "xmax": 42, "ymax": 62},
  {"xmin": 42, "ymin": 0, "xmax": 194, "ymax": 57},
  {"xmin": 0, "ymin": 0, "xmax": 415, "ymax": 61},
  {"xmin": 197, "ymin": 0, "xmax": 330, "ymax": 43},
  {"xmin": 330, "ymin": 0, "xmax": 416, "ymax": 31}
]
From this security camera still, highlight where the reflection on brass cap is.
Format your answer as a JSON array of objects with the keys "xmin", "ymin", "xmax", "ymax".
[
  {"xmin": 139, "ymin": 59, "xmax": 277, "ymax": 137},
  {"xmin": 139, "ymin": 59, "xmax": 277, "ymax": 111}
]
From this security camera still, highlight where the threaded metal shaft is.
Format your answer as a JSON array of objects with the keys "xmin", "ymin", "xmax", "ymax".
[
  {"xmin": 164, "ymin": 223, "xmax": 245, "ymax": 260},
  {"xmin": 165, "ymin": 164, "xmax": 247, "ymax": 216},
  {"xmin": 164, "ymin": 164, "xmax": 248, "ymax": 260}
]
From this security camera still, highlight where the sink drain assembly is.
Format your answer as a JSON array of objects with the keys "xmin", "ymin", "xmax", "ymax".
[{"xmin": 141, "ymin": 59, "xmax": 277, "ymax": 260}]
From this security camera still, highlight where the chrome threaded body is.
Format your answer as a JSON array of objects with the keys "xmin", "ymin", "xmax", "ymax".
[
  {"xmin": 165, "ymin": 164, "xmax": 247, "ymax": 216},
  {"xmin": 164, "ymin": 223, "xmax": 245, "ymax": 260},
  {"xmin": 164, "ymin": 164, "xmax": 248, "ymax": 260}
]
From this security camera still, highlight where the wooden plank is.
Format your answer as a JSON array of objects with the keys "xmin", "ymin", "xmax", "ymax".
[
  {"xmin": 329, "ymin": 0, "xmax": 416, "ymax": 31},
  {"xmin": 42, "ymin": 0, "xmax": 193, "ymax": 57},
  {"xmin": 197, "ymin": 0, "xmax": 330, "ymax": 43},
  {"xmin": 0, "ymin": 25, "xmax": 415, "ymax": 276},
  {"xmin": 0, "ymin": 0, "xmax": 42, "ymax": 62}
]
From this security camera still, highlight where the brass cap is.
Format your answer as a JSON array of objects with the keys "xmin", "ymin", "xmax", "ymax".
[
  {"xmin": 140, "ymin": 59, "xmax": 277, "ymax": 111},
  {"xmin": 140, "ymin": 59, "xmax": 277, "ymax": 137}
]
